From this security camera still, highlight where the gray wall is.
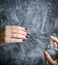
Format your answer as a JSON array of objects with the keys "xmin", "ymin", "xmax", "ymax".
[{"xmin": 0, "ymin": 0, "xmax": 58, "ymax": 65}]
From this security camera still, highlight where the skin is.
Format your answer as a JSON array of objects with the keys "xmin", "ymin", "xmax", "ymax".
[
  {"xmin": 44, "ymin": 36, "xmax": 58, "ymax": 65},
  {"xmin": 0, "ymin": 25, "xmax": 58, "ymax": 65},
  {"xmin": 0, "ymin": 25, "xmax": 29, "ymax": 46}
]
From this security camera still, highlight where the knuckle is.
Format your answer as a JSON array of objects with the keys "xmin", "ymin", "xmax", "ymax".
[{"xmin": 4, "ymin": 25, "xmax": 9, "ymax": 29}]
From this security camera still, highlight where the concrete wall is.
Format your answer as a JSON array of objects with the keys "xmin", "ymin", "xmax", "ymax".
[{"xmin": 0, "ymin": 0, "xmax": 58, "ymax": 65}]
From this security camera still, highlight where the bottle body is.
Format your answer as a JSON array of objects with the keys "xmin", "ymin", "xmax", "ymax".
[{"xmin": 46, "ymin": 39, "xmax": 58, "ymax": 65}]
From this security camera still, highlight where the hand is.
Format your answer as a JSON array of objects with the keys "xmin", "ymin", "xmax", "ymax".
[
  {"xmin": 0, "ymin": 25, "xmax": 29, "ymax": 45},
  {"xmin": 44, "ymin": 36, "xmax": 58, "ymax": 65}
]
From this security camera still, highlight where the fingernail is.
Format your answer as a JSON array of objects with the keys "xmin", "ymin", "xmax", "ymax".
[
  {"xmin": 26, "ymin": 36, "xmax": 29, "ymax": 38},
  {"xmin": 23, "ymin": 39, "xmax": 25, "ymax": 41},
  {"xmin": 25, "ymin": 28, "xmax": 28, "ymax": 30},
  {"xmin": 27, "ymin": 33, "xmax": 29, "ymax": 36}
]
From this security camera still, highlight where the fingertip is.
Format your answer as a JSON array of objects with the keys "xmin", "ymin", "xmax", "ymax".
[
  {"xmin": 44, "ymin": 51, "xmax": 48, "ymax": 55},
  {"xmin": 50, "ymin": 35, "xmax": 58, "ymax": 43},
  {"xmin": 22, "ymin": 39, "xmax": 25, "ymax": 41},
  {"xmin": 50, "ymin": 35, "xmax": 57, "ymax": 40},
  {"xmin": 25, "ymin": 28, "xmax": 28, "ymax": 30},
  {"xmin": 50, "ymin": 35, "xmax": 54, "ymax": 39},
  {"xmin": 27, "ymin": 33, "xmax": 29, "ymax": 36}
]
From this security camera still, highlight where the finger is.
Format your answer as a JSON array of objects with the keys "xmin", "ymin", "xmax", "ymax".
[
  {"xmin": 11, "ymin": 34, "xmax": 29, "ymax": 39},
  {"xmin": 54, "ymin": 42, "xmax": 57, "ymax": 48},
  {"xmin": 45, "ymin": 44, "xmax": 50, "ymax": 50},
  {"xmin": 50, "ymin": 36, "xmax": 58, "ymax": 44},
  {"xmin": 11, "ymin": 29, "xmax": 28, "ymax": 36},
  {"xmin": 44, "ymin": 51, "xmax": 56, "ymax": 65},
  {"xmin": 10, "ymin": 38, "xmax": 25, "ymax": 43},
  {"xmin": 11, "ymin": 26, "xmax": 27, "ymax": 31}
]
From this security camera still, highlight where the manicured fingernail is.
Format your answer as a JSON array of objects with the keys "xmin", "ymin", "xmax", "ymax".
[
  {"xmin": 27, "ymin": 33, "xmax": 29, "ymax": 36},
  {"xmin": 23, "ymin": 39, "xmax": 25, "ymax": 41},
  {"xmin": 25, "ymin": 28, "xmax": 28, "ymax": 30},
  {"xmin": 26, "ymin": 36, "xmax": 29, "ymax": 38}
]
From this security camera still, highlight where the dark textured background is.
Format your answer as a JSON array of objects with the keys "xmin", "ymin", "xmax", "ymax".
[{"xmin": 0, "ymin": 0, "xmax": 58, "ymax": 65}]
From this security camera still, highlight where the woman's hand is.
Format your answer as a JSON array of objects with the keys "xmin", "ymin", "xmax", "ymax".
[
  {"xmin": 0, "ymin": 25, "xmax": 29, "ymax": 45},
  {"xmin": 44, "ymin": 36, "xmax": 58, "ymax": 65}
]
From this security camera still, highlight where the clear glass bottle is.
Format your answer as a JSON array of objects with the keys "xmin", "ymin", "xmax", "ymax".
[{"xmin": 46, "ymin": 39, "xmax": 58, "ymax": 65}]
